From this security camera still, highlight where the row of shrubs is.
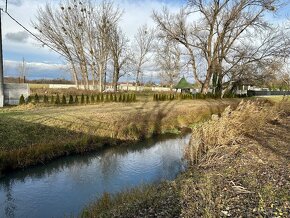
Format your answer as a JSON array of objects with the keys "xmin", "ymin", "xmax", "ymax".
[
  {"xmin": 153, "ymin": 93, "xmax": 218, "ymax": 101},
  {"xmin": 19, "ymin": 93, "xmax": 137, "ymax": 105},
  {"xmin": 153, "ymin": 93, "xmax": 194, "ymax": 101},
  {"xmin": 153, "ymin": 92, "xmax": 246, "ymax": 101}
]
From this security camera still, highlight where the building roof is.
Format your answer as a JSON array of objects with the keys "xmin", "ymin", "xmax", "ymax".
[{"xmin": 174, "ymin": 77, "xmax": 193, "ymax": 89}]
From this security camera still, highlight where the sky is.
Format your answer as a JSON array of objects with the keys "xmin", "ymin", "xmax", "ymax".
[
  {"xmin": 0, "ymin": 0, "xmax": 186, "ymax": 81},
  {"xmin": 0, "ymin": 0, "xmax": 289, "ymax": 82}
]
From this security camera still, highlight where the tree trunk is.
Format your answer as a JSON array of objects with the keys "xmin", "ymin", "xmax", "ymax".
[
  {"xmin": 135, "ymin": 68, "xmax": 141, "ymax": 91},
  {"xmin": 113, "ymin": 70, "xmax": 118, "ymax": 92},
  {"xmin": 201, "ymin": 67, "xmax": 213, "ymax": 94},
  {"xmin": 99, "ymin": 64, "xmax": 103, "ymax": 92}
]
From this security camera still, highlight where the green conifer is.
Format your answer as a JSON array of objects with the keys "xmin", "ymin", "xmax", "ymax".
[
  {"xmin": 50, "ymin": 95, "xmax": 54, "ymax": 104},
  {"xmin": 91, "ymin": 95, "xmax": 95, "ymax": 103},
  {"xmin": 19, "ymin": 95, "xmax": 25, "ymax": 105},
  {"xmin": 69, "ymin": 95, "xmax": 74, "ymax": 104},
  {"xmin": 55, "ymin": 94, "xmax": 60, "ymax": 104},
  {"xmin": 43, "ymin": 95, "xmax": 49, "ymax": 104},
  {"xmin": 75, "ymin": 96, "xmax": 79, "ymax": 104},
  {"xmin": 34, "ymin": 94, "xmax": 39, "ymax": 103},
  {"xmin": 133, "ymin": 94, "xmax": 136, "ymax": 102},
  {"xmin": 81, "ymin": 94, "xmax": 85, "ymax": 104},
  {"xmin": 86, "ymin": 95, "xmax": 90, "ymax": 104},
  {"xmin": 62, "ymin": 95, "xmax": 67, "ymax": 104},
  {"xmin": 126, "ymin": 94, "xmax": 130, "ymax": 102}
]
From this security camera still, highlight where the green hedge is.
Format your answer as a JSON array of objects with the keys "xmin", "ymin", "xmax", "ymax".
[{"xmin": 19, "ymin": 93, "xmax": 137, "ymax": 105}]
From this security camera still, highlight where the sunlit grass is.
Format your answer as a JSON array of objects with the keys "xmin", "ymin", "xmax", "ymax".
[{"xmin": 0, "ymin": 99, "xmax": 240, "ymax": 175}]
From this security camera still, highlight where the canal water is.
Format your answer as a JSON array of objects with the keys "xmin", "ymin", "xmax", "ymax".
[{"xmin": 0, "ymin": 134, "xmax": 190, "ymax": 217}]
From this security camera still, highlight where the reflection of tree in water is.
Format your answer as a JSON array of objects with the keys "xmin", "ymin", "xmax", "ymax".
[
  {"xmin": 99, "ymin": 151, "xmax": 121, "ymax": 185},
  {"xmin": 157, "ymin": 136, "xmax": 189, "ymax": 179},
  {"xmin": 1, "ymin": 179, "xmax": 16, "ymax": 218}
]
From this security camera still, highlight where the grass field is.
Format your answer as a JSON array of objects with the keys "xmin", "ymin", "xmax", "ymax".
[{"xmin": 0, "ymin": 98, "xmax": 240, "ymax": 175}]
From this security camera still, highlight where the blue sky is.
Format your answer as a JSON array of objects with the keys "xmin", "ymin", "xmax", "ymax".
[{"xmin": 1, "ymin": 0, "xmax": 289, "ymax": 81}]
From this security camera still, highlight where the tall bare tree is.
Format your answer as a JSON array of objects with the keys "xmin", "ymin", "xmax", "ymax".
[
  {"xmin": 132, "ymin": 25, "xmax": 155, "ymax": 89},
  {"xmin": 34, "ymin": 0, "xmax": 122, "ymax": 90},
  {"xmin": 155, "ymin": 39, "xmax": 181, "ymax": 89},
  {"xmin": 153, "ymin": 0, "xmax": 289, "ymax": 96},
  {"xmin": 94, "ymin": 0, "xmax": 122, "ymax": 91},
  {"xmin": 109, "ymin": 27, "xmax": 131, "ymax": 91},
  {"xmin": 34, "ymin": 1, "xmax": 81, "ymax": 87}
]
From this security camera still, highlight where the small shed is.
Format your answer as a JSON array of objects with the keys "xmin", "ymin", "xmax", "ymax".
[{"xmin": 174, "ymin": 77, "xmax": 193, "ymax": 93}]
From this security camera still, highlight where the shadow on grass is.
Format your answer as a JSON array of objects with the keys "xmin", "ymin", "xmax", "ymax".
[
  {"xmin": 248, "ymin": 133, "xmax": 290, "ymax": 161},
  {"xmin": 0, "ymin": 116, "xmax": 135, "ymax": 176}
]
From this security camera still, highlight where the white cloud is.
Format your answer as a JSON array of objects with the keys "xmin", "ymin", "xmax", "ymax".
[
  {"xmin": 4, "ymin": 59, "xmax": 68, "ymax": 71},
  {"xmin": 5, "ymin": 31, "xmax": 29, "ymax": 43},
  {"xmin": 4, "ymin": 59, "xmax": 69, "ymax": 79},
  {"xmin": 0, "ymin": 0, "xmax": 23, "ymax": 7}
]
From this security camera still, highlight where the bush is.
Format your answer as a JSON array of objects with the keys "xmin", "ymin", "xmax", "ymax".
[
  {"xmin": 133, "ymin": 94, "xmax": 136, "ymax": 102},
  {"xmin": 43, "ymin": 95, "xmax": 49, "ymax": 104},
  {"xmin": 55, "ymin": 94, "xmax": 60, "ymax": 104},
  {"xmin": 81, "ymin": 94, "xmax": 85, "ymax": 104},
  {"xmin": 26, "ymin": 96, "xmax": 32, "ymax": 104},
  {"xmin": 126, "ymin": 94, "xmax": 130, "ymax": 102},
  {"xmin": 50, "ymin": 95, "xmax": 54, "ymax": 104},
  {"xmin": 101, "ymin": 94, "xmax": 104, "ymax": 102},
  {"xmin": 69, "ymin": 95, "xmax": 74, "ymax": 104},
  {"xmin": 75, "ymin": 96, "xmax": 79, "ymax": 104},
  {"xmin": 91, "ymin": 95, "xmax": 95, "ymax": 104},
  {"xmin": 86, "ymin": 95, "xmax": 90, "ymax": 104},
  {"xmin": 19, "ymin": 95, "xmax": 25, "ymax": 105},
  {"xmin": 62, "ymin": 95, "xmax": 67, "ymax": 104},
  {"xmin": 34, "ymin": 94, "xmax": 40, "ymax": 103}
]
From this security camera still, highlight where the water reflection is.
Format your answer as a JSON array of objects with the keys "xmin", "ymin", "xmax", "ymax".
[{"xmin": 0, "ymin": 134, "xmax": 190, "ymax": 218}]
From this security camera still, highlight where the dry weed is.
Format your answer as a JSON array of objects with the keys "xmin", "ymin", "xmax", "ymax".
[{"xmin": 185, "ymin": 99, "xmax": 284, "ymax": 167}]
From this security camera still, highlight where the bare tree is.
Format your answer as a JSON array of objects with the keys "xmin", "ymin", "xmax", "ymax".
[
  {"xmin": 109, "ymin": 27, "xmax": 130, "ymax": 91},
  {"xmin": 153, "ymin": 0, "xmax": 289, "ymax": 96},
  {"xmin": 266, "ymin": 61, "xmax": 290, "ymax": 91},
  {"xmin": 18, "ymin": 58, "xmax": 28, "ymax": 83},
  {"xmin": 34, "ymin": 1, "xmax": 80, "ymax": 87},
  {"xmin": 155, "ymin": 39, "xmax": 181, "ymax": 89},
  {"xmin": 132, "ymin": 25, "xmax": 155, "ymax": 89},
  {"xmin": 94, "ymin": 0, "xmax": 122, "ymax": 91},
  {"xmin": 34, "ymin": 0, "xmax": 122, "ymax": 90}
]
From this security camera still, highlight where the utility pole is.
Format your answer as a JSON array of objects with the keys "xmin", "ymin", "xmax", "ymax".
[{"xmin": 0, "ymin": 7, "xmax": 4, "ymax": 107}]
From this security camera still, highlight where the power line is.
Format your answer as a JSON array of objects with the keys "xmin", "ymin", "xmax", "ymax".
[{"xmin": 3, "ymin": 10, "xmax": 66, "ymax": 58}]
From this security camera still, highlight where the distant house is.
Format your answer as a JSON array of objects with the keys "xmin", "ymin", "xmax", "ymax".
[{"xmin": 174, "ymin": 77, "xmax": 194, "ymax": 93}]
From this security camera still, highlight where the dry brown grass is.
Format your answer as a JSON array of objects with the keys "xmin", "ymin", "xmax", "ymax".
[
  {"xmin": 181, "ymin": 98, "xmax": 290, "ymax": 217},
  {"xmin": 185, "ymin": 99, "xmax": 287, "ymax": 167},
  {"xmin": 0, "ymin": 99, "xmax": 240, "ymax": 174}
]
